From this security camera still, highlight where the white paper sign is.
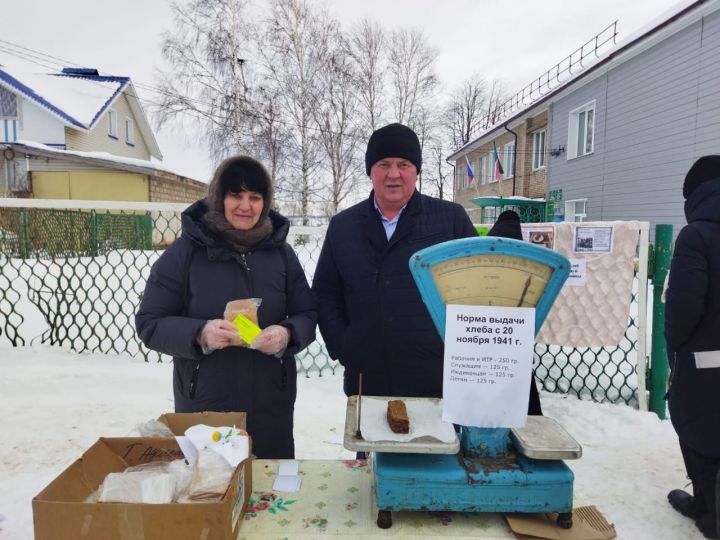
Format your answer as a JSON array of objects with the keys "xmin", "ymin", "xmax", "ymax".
[
  {"xmin": 443, "ymin": 305, "xmax": 535, "ymax": 428},
  {"xmin": 273, "ymin": 476, "xmax": 303, "ymax": 492},
  {"xmin": 278, "ymin": 461, "xmax": 299, "ymax": 476},
  {"xmin": 573, "ymin": 226, "xmax": 613, "ymax": 253},
  {"xmin": 566, "ymin": 259, "xmax": 587, "ymax": 286}
]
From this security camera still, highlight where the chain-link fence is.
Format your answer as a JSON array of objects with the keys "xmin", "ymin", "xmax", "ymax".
[
  {"xmin": 534, "ymin": 276, "xmax": 644, "ymax": 407},
  {"xmin": 0, "ymin": 200, "xmax": 647, "ymax": 405},
  {"xmin": 0, "ymin": 202, "xmax": 338, "ymax": 376}
]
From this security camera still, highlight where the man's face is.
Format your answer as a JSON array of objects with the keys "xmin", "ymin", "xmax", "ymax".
[{"xmin": 370, "ymin": 157, "xmax": 417, "ymax": 212}]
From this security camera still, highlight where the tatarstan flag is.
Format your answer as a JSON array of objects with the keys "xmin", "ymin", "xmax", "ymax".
[{"xmin": 493, "ymin": 141, "xmax": 504, "ymax": 181}]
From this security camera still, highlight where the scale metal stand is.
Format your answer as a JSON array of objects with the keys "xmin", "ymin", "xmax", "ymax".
[{"xmin": 344, "ymin": 237, "xmax": 582, "ymax": 529}]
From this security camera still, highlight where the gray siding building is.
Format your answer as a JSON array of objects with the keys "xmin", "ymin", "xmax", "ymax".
[
  {"xmin": 449, "ymin": 0, "xmax": 720, "ymax": 239},
  {"xmin": 548, "ymin": 2, "xmax": 720, "ymax": 236}
]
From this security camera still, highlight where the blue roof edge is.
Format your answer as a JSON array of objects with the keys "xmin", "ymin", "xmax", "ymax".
[
  {"xmin": 50, "ymin": 73, "xmax": 130, "ymax": 129},
  {"xmin": 0, "ymin": 69, "xmax": 86, "ymax": 128}
]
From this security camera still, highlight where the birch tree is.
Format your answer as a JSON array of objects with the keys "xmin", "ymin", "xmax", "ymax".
[
  {"xmin": 262, "ymin": 0, "xmax": 331, "ymax": 224},
  {"xmin": 313, "ymin": 32, "xmax": 363, "ymax": 215},
  {"xmin": 346, "ymin": 19, "xmax": 387, "ymax": 131},
  {"xmin": 425, "ymin": 137, "xmax": 452, "ymax": 200},
  {"xmin": 446, "ymin": 75, "xmax": 488, "ymax": 149},
  {"xmin": 155, "ymin": 0, "xmax": 256, "ymax": 159},
  {"xmin": 387, "ymin": 28, "xmax": 438, "ymax": 126}
]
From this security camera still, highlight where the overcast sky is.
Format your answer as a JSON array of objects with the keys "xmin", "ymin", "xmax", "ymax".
[{"xmin": 2, "ymin": 0, "xmax": 682, "ymax": 183}]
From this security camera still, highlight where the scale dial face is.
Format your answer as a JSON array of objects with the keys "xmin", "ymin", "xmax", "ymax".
[{"xmin": 429, "ymin": 254, "xmax": 553, "ymax": 308}]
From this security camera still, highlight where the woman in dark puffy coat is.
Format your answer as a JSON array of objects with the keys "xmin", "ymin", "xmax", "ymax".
[
  {"xmin": 665, "ymin": 155, "xmax": 720, "ymax": 539},
  {"xmin": 136, "ymin": 156, "xmax": 317, "ymax": 459}
]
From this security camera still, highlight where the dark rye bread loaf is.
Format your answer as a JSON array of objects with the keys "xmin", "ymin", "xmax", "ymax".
[{"xmin": 387, "ymin": 400, "xmax": 410, "ymax": 434}]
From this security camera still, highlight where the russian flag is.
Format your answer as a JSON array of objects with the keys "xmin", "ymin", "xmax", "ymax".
[{"xmin": 465, "ymin": 155, "xmax": 475, "ymax": 184}]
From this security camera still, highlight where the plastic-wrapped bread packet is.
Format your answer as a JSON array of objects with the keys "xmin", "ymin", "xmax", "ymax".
[
  {"xmin": 96, "ymin": 462, "xmax": 178, "ymax": 504},
  {"xmin": 180, "ymin": 449, "xmax": 235, "ymax": 502},
  {"xmin": 223, "ymin": 298, "xmax": 262, "ymax": 346}
]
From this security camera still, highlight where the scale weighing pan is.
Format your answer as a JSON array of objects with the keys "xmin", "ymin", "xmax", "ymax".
[
  {"xmin": 344, "ymin": 396, "xmax": 460, "ymax": 454},
  {"xmin": 409, "ymin": 236, "xmax": 571, "ymax": 335}
]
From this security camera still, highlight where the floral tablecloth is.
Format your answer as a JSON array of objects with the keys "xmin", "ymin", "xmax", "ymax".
[{"xmin": 238, "ymin": 459, "xmax": 515, "ymax": 539}]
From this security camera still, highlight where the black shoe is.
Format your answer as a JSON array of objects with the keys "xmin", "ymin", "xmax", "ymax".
[
  {"xmin": 668, "ymin": 489, "xmax": 697, "ymax": 518},
  {"xmin": 696, "ymin": 513, "xmax": 718, "ymax": 539}
]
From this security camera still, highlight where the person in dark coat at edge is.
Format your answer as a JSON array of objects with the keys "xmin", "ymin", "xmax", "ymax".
[
  {"xmin": 312, "ymin": 123, "xmax": 477, "ymax": 401},
  {"xmin": 136, "ymin": 156, "xmax": 317, "ymax": 459},
  {"xmin": 486, "ymin": 209, "xmax": 543, "ymax": 416},
  {"xmin": 665, "ymin": 155, "xmax": 720, "ymax": 539}
]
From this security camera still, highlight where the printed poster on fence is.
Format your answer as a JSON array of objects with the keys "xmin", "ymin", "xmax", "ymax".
[{"xmin": 443, "ymin": 304, "xmax": 535, "ymax": 428}]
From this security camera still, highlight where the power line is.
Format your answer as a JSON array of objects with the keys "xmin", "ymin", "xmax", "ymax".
[{"xmin": 0, "ymin": 39, "xmax": 375, "ymax": 143}]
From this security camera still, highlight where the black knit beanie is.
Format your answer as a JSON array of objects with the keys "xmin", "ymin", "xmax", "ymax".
[
  {"xmin": 487, "ymin": 210, "xmax": 522, "ymax": 241},
  {"xmin": 365, "ymin": 123, "xmax": 422, "ymax": 176},
  {"xmin": 683, "ymin": 155, "xmax": 720, "ymax": 199}
]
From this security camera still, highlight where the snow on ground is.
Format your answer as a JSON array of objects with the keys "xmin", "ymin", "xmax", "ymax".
[{"xmin": 0, "ymin": 346, "xmax": 704, "ymax": 540}]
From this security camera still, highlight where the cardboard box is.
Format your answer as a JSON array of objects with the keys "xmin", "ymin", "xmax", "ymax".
[
  {"xmin": 33, "ymin": 412, "xmax": 251, "ymax": 540},
  {"xmin": 505, "ymin": 506, "xmax": 616, "ymax": 540}
]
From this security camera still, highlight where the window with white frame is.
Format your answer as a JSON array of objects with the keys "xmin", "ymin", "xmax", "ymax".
[
  {"xmin": 1, "ymin": 119, "xmax": 17, "ymax": 143},
  {"xmin": 532, "ymin": 130, "xmax": 546, "ymax": 170},
  {"xmin": 458, "ymin": 163, "xmax": 466, "ymax": 190},
  {"xmin": 565, "ymin": 199, "xmax": 587, "ymax": 222},
  {"xmin": 478, "ymin": 155, "xmax": 487, "ymax": 184},
  {"xmin": 108, "ymin": 109, "xmax": 118, "ymax": 138},
  {"xmin": 482, "ymin": 206, "xmax": 498, "ymax": 224},
  {"xmin": 2, "ymin": 158, "xmax": 16, "ymax": 189},
  {"xmin": 0, "ymin": 87, "xmax": 19, "ymax": 143},
  {"xmin": 567, "ymin": 101, "xmax": 595, "ymax": 159},
  {"xmin": 488, "ymin": 151, "xmax": 497, "ymax": 182},
  {"xmin": 0, "ymin": 87, "xmax": 17, "ymax": 117},
  {"xmin": 125, "ymin": 118, "xmax": 134, "ymax": 145},
  {"xmin": 503, "ymin": 142, "xmax": 515, "ymax": 178}
]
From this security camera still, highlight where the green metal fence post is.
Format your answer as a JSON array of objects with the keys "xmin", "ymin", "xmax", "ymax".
[
  {"xmin": 90, "ymin": 211, "xmax": 98, "ymax": 257},
  {"xmin": 545, "ymin": 201, "xmax": 554, "ymax": 222},
  {"xmin": 649, "ymin": 224, "xmax": 673, "ymax": 418},
  {"xmin": 19, "ymin": 208, "xmax": 29, "ymax": 259}
]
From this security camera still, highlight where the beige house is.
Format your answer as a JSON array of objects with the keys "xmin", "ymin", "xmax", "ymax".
[
  {"xmin": 0, "ymin": 63, "xmax": 205, "ymax": 202},
  {"xmin": 450, "ymin": 109, "xmax": 549, "ymax": 224},
  {"xmin": 1, "ymin": 141, "xmax": 206, "ymax": 203}
]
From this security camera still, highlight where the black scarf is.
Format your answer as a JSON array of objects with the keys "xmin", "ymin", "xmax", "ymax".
[{"xmin": 202, "ymin": 209, "xmax": 273, "ymax": 253}]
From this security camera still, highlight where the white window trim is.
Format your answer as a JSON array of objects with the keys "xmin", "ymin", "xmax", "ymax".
[
  {"xmin": 483, "ymin": 206, "xmax": 498, "ymax": 224},
  {"xmin": 532, "ymin": 129, "xmax": 546, "ymax": 170},
  {"xmin": 1, "ymin": 118, "xmax": 18, "ymax": 143},
  {"xmin": 565, "ymin": 198, "xmax": 588, "ymax": 222},
  {"xmin": 489, "ymin": 151, "xmax": 498, "ymax": 183},
  {"xmin": 108, "ymin": 109, "xmax": 118, "ymax": 138},
  {"xmin": 125, "ymin": 117, "xmax": 135, "ymax": 145},
  {"xmin": 567, "ymin": 101, "xmax": 595, "ymax": 160},
  {"xmin": 503, "ymin": 142, "xmax": 515, "ymax": 178}
]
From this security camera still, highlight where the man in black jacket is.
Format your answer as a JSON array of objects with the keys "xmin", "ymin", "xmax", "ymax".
[
  {"xmin": 313, "ymin": 123, "xmax": 476, "ymax": 398},
  {"xmin": 665, "ymin": 155, "xmax": 720, "ymax": 539}
]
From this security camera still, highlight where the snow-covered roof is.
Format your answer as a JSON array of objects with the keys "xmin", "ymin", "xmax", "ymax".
[
  {"xmin": 0, "ymin": 64, "xmax": 125, "ymax": 129},
  {"xmin": 447, "ymin": 0, "xmax": 713, "ymax": 162},
  {"xmin": 0, "ymin": 62, "xmax": 162, "ymax": 159},
  {"xmin": 3, "ymin": 140, "xmax": 202, "ymax": 185}
]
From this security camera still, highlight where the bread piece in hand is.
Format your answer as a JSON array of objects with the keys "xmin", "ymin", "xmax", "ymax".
[{"xmin": 387, "ymin": 400, "xmax": 410, "ymax": 434}]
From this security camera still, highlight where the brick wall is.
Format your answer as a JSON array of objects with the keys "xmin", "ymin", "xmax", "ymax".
[
  {"xmin": 149, "ymin": 174, "xmax": 207, "ymax": 203},
  {"xmin": 453, "ymin": 110, "xmax": 550, "ymax": 215}
]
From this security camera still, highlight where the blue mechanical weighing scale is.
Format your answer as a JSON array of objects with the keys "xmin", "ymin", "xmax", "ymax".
[{"xmin": 343, "ymin": 236, "xmax": 582, "ymax": 529}]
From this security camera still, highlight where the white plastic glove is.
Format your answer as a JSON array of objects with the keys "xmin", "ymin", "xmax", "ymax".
[
  {"xmin": 251, "ymin": 325, "xmax": 291, "ymax": 356},
  {"xmin": 197, "ymin": 319, "xmax": 238, "ymax": 353}
]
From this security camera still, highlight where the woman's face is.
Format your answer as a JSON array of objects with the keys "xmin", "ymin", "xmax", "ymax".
[{"xmin": 223, "ymin": 190, "xmax": 264, "ymax": 230}]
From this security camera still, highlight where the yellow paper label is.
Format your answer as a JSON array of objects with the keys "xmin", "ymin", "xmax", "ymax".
[{"xmin": 231, "ymin": 314, "xmax": 262, "ymax": 344}]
